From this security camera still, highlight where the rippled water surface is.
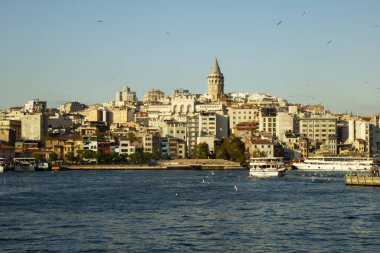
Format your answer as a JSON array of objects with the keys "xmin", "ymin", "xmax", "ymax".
[{"xmin": 0, "ymin": 170, "xmax": 379, "ymax": 252}]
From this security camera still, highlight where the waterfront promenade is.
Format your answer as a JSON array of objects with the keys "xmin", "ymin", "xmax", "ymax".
[{"xmin": 60, "ymin": 159, "xmax": 246, "ymax": 170}]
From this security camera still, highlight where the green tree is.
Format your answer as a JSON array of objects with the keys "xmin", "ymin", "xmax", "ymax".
[
  {"xmin": 82, "ymin": 150, "xmax": 97, "ymax": 160},
  {"xmin": 216, "ymin": 135, "xmax": 246, "ymax": 163},
  {"xmin": 119, "ymin": 153, "xmax": 129, "ymax": 163},
  {"xmin": 65, "ymin": 152, "xmax": 75, "ymax": 161},
  {"xmin": 34, "ymin": 153, "xmax": 46, "ymax": 161},
  {"xmin": 128, "ymin": 132, "xmax": 136, "ymax": 143},
  {"xmin": 49, "ymin": 152, "xmax": 58, "ymax": 161},
  {"xmin": 129, "ymin": 148, "xmax": 145, "ymax": 164},
  {"xmin": 193, "ymin": 142, "xmax": 210, "ymax": 159}
]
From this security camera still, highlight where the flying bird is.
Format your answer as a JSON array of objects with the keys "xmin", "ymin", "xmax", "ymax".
[
  {"xmin": 98, "ymin": 20, "xmax": 103, "ymax": 23},
  {"xmin": 276, "ymin": 20, "xmax": 283, "ymax": 26},
  {"xmin": 302, "ymin": 11, "xmax": 306, "ymax": 16},
  {"xmin": 234, "ymin": 185, "xmax": 238, "ymax": 191},
  {"xmin": 326, "ymin": 40, "xmax": 332, "ymax": 44}
]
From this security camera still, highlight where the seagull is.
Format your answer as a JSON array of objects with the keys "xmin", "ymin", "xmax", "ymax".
[
  {"xmin": 211, "ymin": 171, "xmax": 215, "ymax": 175},
  {"xmin": 234, "ymin": 185, "xmax": 238, "ymax": 191},
  {"xmin": 166, "ymin": 32, "xmax": 170, "ymax": 35},
  {"xmin": 302, "ymin": 11, "xmax": 306, "ymax": 16},
  {"xmin": 276, "ymin": 20, "xmax": 283, "ymax": 26},
  {"xmin": 98, "ymin": 20, "xmax": 103, "ymax": 23},
  {"xmin": 202, "ymin": 179, "xmax": 205, "ymax": 183},
  {"xmin": 326, "ymin": 40, "xmax": 332, "ymax": 44}
]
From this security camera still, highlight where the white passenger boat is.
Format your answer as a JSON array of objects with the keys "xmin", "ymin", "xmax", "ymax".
[
  {"xmin": 14, "ymin": 158, "xmax": 36, "ymax": 172},
  {"xmin": 292, "ymin": 156, "xmax": 375, "ymax": 171},
  {"xmin": 249, "ymin": 157, "xmax": 286, "ymax": 177}
]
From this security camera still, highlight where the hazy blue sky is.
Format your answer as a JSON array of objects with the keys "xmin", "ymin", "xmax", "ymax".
[{"xmin": 1, "ymin": 0, "xmax": 380, "ymax": 115}]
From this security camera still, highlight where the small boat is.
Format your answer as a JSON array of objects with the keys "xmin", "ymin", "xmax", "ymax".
[
  {"xmin": 36, "ymin": 161, "xmax": 51, "ymax": 171},
  {"xmin": 14, "ymin": 158, "xmax": 36, "ymax": 172},
  {"xmin": 344, "ymin": 167, "xmax": 380, "ymax": 186},
  {"xmin": 51, "ymin": 163, "xmax": 60, "ymax": 171},
  {"xmin": 249, "ymin": 157, "xmax": 286, "ymax": 177}
]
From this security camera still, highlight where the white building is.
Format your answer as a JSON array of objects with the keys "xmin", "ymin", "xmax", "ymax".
[
  {"xmin": 21, "ymin": 114, "xmax": 47, "ymax": 141},
  {"xmin": 276, "ymin": 112, "xmax": 296, "ymax": 141},
  {"xmin": 24, "ymin": 99, "xmax": 46, "ymax": 113},
  {"xmin": 115, "ymin": 85, "xmax": 137, "ymax": 103},
  {"xmin": 117, "ymin": 139, "xmax": 136, "ymax": 156},
  {"xmin": 299, "ymin": 116, "xmax": 337, "ymax": 144}
]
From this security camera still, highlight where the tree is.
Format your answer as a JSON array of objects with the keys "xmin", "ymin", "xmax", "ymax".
[
  {"xmin": 216, "ymin": 135, "xmax": 246, "ymax": 163},
  {"xmin": 193, "ymin": 142, "xmax": 210, "ymax": 159},
  {"xmin": 128, "ymin": 132, "xmax": 136, "ymax": 143},
  {"xmin": 65, "ymin": 152, "xmax": 75, "ymax": 161},
  {"xmin": 129, "ymin": 148, "xmax": 145, "ymax": 164},
  {"xmin": 82, "ymin": 150, "xmax": 97, "ymax": 160},
  {"xmin": 49, "ymin": 152, "xmax": 58, "ymax": 161},
  {"xmin": 34, "ymin": 153, "xmax": 46, "ymax": 161}
]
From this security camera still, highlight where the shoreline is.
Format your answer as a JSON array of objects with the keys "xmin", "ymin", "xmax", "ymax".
[
  {"xmin": 58, "ymin": 159, "xmax": 246, "ymax": 170},
  {"xmin": 60, "ymin": 164, "xmax": 247, "ymax": 170}
]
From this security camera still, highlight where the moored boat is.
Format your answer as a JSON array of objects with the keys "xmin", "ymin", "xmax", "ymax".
[
  {"xmin": 293, "ymin": 156, "xmax": 375, "ymax": 171},
  {"xmin": 36, "ymin": 161, "xmax": 51, "ymax": 171},
  {"xmin": 14, "ymin": 158, "xmax": 36, "ymax": 172},
  {"xmin": 249, "ymin": 157, "xmax": 286, "ymax": 177}
]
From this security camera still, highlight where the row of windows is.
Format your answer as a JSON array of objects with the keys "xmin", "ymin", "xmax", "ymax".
[
  {"xmin": 263, "ymin": 123, "xmax": 277, "ymax": 127},
  {"xmin": 301, "ymin": 124, "xmax": 336, "ymax": 127},
  {"xmin": 253, "ymin": 145, "xmax": 272, "ymax": 148},
  {"xmin": 232, "ymin": 111, "xmax": 257, "ymax": 114},
  {"xmin": 232, "ymin": 116, "xmax": 254, "ymax": 120},
  {"xmin": 170, "ymin": 130, "xmax": 186, "ymax": 134},
  {"xmin": 262, "ymin": 118, "xmax": 276, "ymax": 122}
]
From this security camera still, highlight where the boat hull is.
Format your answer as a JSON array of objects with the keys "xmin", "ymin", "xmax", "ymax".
[
  {"xmin": 292, "ymin": 163, "xmax": 371, "ymax": 172},
  {"xmin": 249, "ymin": 169, "xmax": 285, "ymax": 177},
  {"xmin": 14, "ymin": 164, "xmax": 35, "ymax": 172}
]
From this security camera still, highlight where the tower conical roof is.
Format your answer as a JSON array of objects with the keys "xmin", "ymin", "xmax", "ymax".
[{"xmin": 210, "ymin": 57, "xmax": 222, "ymax": 75}]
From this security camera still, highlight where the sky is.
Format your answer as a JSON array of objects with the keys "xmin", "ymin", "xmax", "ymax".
[{"xmin": 1, "ymin": 0, "xmax": 380, "ymax": 115}]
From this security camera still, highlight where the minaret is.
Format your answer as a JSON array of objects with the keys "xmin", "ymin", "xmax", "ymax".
[{"xmin": 207, "ymin": 57, "xmax": 224, "ymax": 102}]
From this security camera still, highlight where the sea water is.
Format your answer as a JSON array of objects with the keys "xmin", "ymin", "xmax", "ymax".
[{"xmin": 0, "ymin": 170, "xmax": 379, "ymax": 252}]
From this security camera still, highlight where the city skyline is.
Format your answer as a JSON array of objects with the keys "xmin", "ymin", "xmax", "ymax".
[{"xmin": 1, "ymin": 0, "xmax": 380, "ymax": 115}]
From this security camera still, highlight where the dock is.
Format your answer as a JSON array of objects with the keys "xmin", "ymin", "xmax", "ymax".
[{"xmin": 344, "ymin": 174, "xmax": 380, "ymax": 187}]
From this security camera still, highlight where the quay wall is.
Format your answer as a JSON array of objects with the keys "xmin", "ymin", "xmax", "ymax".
[
  {"xmin": 61, "ymin": 161, "xmax": 246, "ymax": 171},
  {"xmin": 344, "ymin": 175, "xmax": 380, "ymax": 187}
]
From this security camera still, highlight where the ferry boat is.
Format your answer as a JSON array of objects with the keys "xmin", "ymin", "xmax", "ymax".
[
  {"xmin": 249, "ymin": 157, "xmax": 286, "ymax": 177},
  {"xmin": 14, "ymin": 158, "xmax": 36, "ymax": 172},
  {"xmin": 292, "ymin": 156, "xmax": 375, "ymax": 171}
]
